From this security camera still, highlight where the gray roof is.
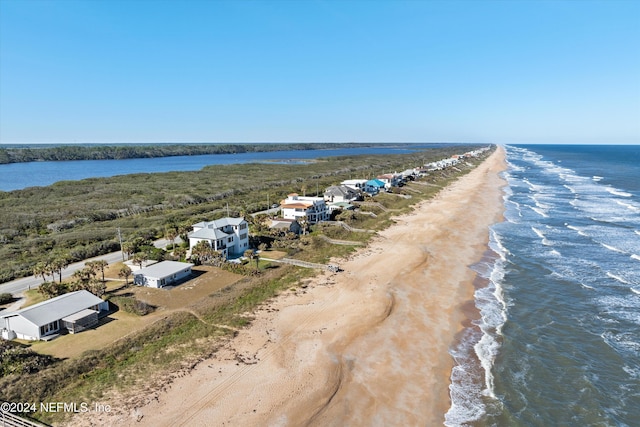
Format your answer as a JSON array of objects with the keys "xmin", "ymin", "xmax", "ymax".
[
  {"xmin": 190, "ymin": 217, "xmax": 246, "ymax": 240},
  {"xmin": 0, "ymin": 290, "xmax": 104, "ymax": 327},
  {"xmin": 193, "ymin": 217, "xmax": 245, "ymax": 229},
  {"xmin": 133, "ymin": 261, "xmax": 194, "ymax": 279},
  {"xmin": 189, "ymin": 227, "xmax": 229, "ymax": 240},
  {"xmin": 62, "ymin": 308, "xmax": 98, "ymax": 323},
  {"xmin": 325, "ymin": 185, "xmax": 359, "ymax": 197}
]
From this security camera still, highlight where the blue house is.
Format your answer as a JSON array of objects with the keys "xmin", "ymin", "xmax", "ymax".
[{"xmin": 365, "ymin": 179, "xmax": 386, "ymax": 194}]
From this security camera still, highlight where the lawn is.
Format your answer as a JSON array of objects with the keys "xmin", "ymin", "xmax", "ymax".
[{"xmin": 30, "ymin": 266, "xmax": 242, "ymax": 359}]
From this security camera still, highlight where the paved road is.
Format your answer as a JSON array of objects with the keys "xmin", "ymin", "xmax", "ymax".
[
  {"xmin": 0, "ymin": 238, "xmax": 177, "ymax": 297},
  {"xmin": 251, "ymin": 207, "xmax": 280, "ymax": 217}
]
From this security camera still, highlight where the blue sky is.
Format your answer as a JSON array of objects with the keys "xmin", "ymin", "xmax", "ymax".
[{"xmin": 0, "ymin": 0, "xmax": 638, "ymax": 144}]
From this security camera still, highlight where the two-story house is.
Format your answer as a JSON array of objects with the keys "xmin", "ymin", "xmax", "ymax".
[
  {"xmin": 280, "ymin": 193, "xmax": 329, "ymax": 224},
  {"xmin": 188, "ymin": 217, "xmax": 249, "ymax": 259},
  {"xmin": 324, "ymin": 185, "xmax": 362, "ymax": 203}
]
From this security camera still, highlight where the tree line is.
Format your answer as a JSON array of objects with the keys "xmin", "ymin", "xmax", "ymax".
[{"xmin": 0, "ymin": 143, "xmax": 387, "ymax": 164}]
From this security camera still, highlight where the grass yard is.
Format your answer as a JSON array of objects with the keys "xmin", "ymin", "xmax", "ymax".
[{"xmin": 29, "ymin": 266, "xmax": 242, "ymax": 359}]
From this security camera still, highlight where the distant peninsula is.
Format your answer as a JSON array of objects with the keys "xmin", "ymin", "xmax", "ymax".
[{"xmin": 0, "ymin": 143, "xmax": 402, "ymax": 164}]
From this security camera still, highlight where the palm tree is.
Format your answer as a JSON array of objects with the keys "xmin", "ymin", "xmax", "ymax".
[
  {"xmin": 51, "ymin": 254, "xmax": 71, "ymax": 283},
  {"xmin": 87, "ymin": 260, "xmax": 108, "ymax": 282},
  {"xmin": 178, "ymin": 222, "xmax": 192, "ymax": 242},
  {"xmin": 166, "ymin": 227, "xmax": 178, "ymax": 249},
  {"xmin": 132, "ymin": 253, "xmax": 148, "ymax": 270},
  {"xmin": 118, "ymin": 265, "xmax": 132, "ymax": 285},
  {"xmin": 33, "ymin": 262, "xmax": 49, "ymax": 283},
  {"xmin": 191, "ymin": 240, "xmax": 214, "ymax": 264},
  {"xmin": 244, "ymin": 249, "xmax": 260, "ymax": 271},
  {"xmin": 88, "ymin": 278, "xmax": 106, "ymax": 298},
  {"xmin": 121, "ymin": 241, "xmax": 136, "ymax": 260},
  {"xmin": 174, "ymin": 246, "xmax": 187, "ymax": 261},
  {"xmin": 38, "ymin": 281, "xmax": 61, "ymax": 299},
  {"xmin": 298, "ymin": 215, "xmax": 309, "ymax": 235}
]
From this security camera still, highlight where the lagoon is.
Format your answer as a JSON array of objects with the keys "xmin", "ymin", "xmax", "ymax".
[{"xmin": 0, "ymin": 144, "xmax": 448, "ymax": 192}]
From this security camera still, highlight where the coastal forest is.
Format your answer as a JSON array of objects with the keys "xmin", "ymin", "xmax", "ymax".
[{"xmin": 0, "ymin": 142, "xmax": 391, "ymax": 164}]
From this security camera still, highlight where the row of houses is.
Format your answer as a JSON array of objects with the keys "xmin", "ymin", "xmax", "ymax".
[
  {"xmin": 425, "ymin": 146, "xmax": 491, "ymax": 171},
  {"xmin": 1, "ymin": 146, "xmax": 492, "ymax": 341}
]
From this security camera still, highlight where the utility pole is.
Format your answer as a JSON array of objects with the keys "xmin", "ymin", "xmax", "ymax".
[{"xmin": 117, "ymin": 227, "xmax": 125, "ymax": 262}]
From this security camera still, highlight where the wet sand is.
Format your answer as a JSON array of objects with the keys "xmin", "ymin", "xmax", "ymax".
[{"xmin": 78, "ymin": 147, "xmax": 507, "ymax": 426}]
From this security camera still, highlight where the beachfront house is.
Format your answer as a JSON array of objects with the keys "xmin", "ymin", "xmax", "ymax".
[
  {"xmin": 280, "ymin": 193, "xmax": 329, "ymax": 224},
  {"xmin": 323, "ymin": 185, "xmax": 362, "ymax": 203},
  {"xmin": 328, "ymin": 201, "xmax": 356, "ymax": 214},
  {"xmin": 133, "ymin": 260, "xmax": 194, "ymax": 288},
  {"xmin": 0, "ymin": 290, "xmax": 109, "ymax": 341},
  {"xmin": 377, "ymin": 173, "xmax": 402, "ymax": 189},
  {"xmin": 365, "ymin": 179, "xmax": 386, "ymax": 195},
  {"xmin": 341, "ymin": 179, "xmax": 368, "ymax": 192},
  {"xmin": 269, "ymin": 218, "xmax": 303, "ymax": 235},
  {"xmin": 188, "ymin": 217, "xmax": 250, "ymax": 259}
]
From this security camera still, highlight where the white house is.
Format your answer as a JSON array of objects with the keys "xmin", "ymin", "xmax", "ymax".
[
  {"xmin": 0, "ymin": 290, "xmax": 109, "ymax": 341},
  {"xmin": 188, "ymin": 217, "xmax": 249, "ymax": 259},
  {"xmin": 341, "ymin": 179, "xmax": 368, "ymax": 192},
  {"xmin": 324, "ymin": 185, "xmax": 362, "ymax": 203},
  {"xmin": 280, "ymin": 193, "xmax": 329, "ymax": 224},
  {"xmin": 377, "ymin": 173, "xmax": 402, "ymax": 189},
  {"xmin": 133, "ymin": 261, "xmax": 194, "ymax": 288}
]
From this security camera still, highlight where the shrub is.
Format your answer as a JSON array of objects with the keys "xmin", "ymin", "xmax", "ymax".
[
  {"xmin": 0, "ymin": 341, "xmax": 58, "ymax": 378},
  {"xmin": 111, "ymin": 296, "xmax": 155, "ymax": 316},
  {"xmin": 0, "ymin": 293, "xmax": 12, "ymax": 304}
]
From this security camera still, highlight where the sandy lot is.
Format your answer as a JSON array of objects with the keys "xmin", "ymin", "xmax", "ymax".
[{"xmin": 74, "ymin": 147, "xmax": 506, "ymax": 426}]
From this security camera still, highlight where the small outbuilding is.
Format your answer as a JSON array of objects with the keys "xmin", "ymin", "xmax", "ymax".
[{"xmin": 133, "ymin": 261, "xmax": 194, "ymax": 288}]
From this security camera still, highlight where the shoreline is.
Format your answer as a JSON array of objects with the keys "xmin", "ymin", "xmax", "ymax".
[{"xmin": 75, "ymin": 147, "xmax": 507, "ymax": 426}]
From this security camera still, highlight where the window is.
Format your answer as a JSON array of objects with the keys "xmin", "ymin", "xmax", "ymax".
[
  {"xmin": 240, "ymin": 223, "xmax": 247, "ymax": 230},
  {"xmin": 228, "ymin": 237, "xmax": 233, "ymax": 243},
  {"xmin": 40, "ymin": 320, "xmax": 59, "ymax": 336},
  {"xmin": 240, "ymin": 233, "xmax": 247, "ymax": 240}
]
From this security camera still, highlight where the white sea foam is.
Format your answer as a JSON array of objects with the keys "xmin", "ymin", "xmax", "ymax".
[
  {"xmin": 631, "ymin": 254, "xmax": 640, "ymax": 262},
  {"xmin": 631, "ymin": 287, "xmax": 640, "ymax": 295},
  {"xmin": 601, "ymin": 243, "xmax": 626, "ymax": 254},
  {"xmin": 607, "ymin": 272, "xmax": 631, "ymax": 285},
  {"xmin": 615, "ymin": 200, "xmax": 640, "ymax": 211},
  {"xmin": 531, "ymin": 196, "xmax": 551, "ymax": 210},
  {"xmin": 446, "ymin": 226, "xmax": 508, "ymax": 425},
  {"xmin": 531, "ymin": 206, "xmax": 549, "ymax": 218},
  {"xmin": 634, "ymin": 230, "xmax": 640, "ymax": 237},
  {"xmin": 566, "ymin": 224, "xmax": 588, "ymax": 237},
  {"xmin": 549, "ymin": 249, "xmax": 561, "ymax": 257},
  {"xmin": 580, "ymin": 282, "xmax": 595, "ymax": 290},
  {"xmin": 606, "ymin": 187, "xmax": 632, "ymax": 197},
  {"xmin": 445, "ymin": 328, "xmax": 486, "ymax": 426},
  {"xmin": 531, "ymin": 226, "xmax": 552, "ymax": 246},
  {"xmin": 563, "ymin": 184, "xmax": 576, "ymax": 194},
  {"xmin": 592, "ymin": 176, "xmax": 604, "ymax": 182}
]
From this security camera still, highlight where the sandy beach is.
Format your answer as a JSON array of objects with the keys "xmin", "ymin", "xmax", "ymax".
[{"xmin": 81, "ymin": 147, "xmax": 506, "ymax": 426}]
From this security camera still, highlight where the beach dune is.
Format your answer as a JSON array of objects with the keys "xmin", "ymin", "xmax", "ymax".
[{"xmin": 92, "ymin": 147, "xmax": 506, "ymax": 426}]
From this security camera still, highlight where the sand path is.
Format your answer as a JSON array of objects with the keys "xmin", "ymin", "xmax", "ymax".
[{"xmin": 81, "ymin": 147, "xmax": 506, "ymax": 426}]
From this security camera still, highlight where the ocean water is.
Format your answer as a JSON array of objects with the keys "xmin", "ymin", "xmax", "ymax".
[{"xmin": 446, "ymin": 145, "xmax": 640, "ymax": 426}]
